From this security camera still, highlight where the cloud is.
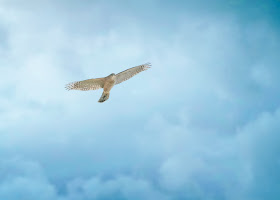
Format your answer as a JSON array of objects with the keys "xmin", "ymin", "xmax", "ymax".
[
  {"xmin": 0, "ymin": 157, "xmax": 170, "ymax": 200},
  {"xmin": 63, "ymin": 176, "xmax": 169, "ymax": 200},
  {"xmin": 0, "ymin": 158, "xmax": 57, "ymax": 200},
  {"xmin": 237, "ymin": 109, "xmax": 280, "ymax": 199},
  {"xmin": 0, "ymin": 0, "xmax": 280, "ymax": 199}
]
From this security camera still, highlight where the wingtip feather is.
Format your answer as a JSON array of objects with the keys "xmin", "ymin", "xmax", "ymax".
[
  {"xmin": 65, "ymin": 81, "xmax": 77, "ymax": 90},
  {"xmin": 143, "ymin": 62, "xmax": 152, "ymax": 70}
]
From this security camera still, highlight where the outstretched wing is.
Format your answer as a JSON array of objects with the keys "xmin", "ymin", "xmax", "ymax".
[
  {"xmin": 65, "ymin": 78, "xmax": 105, "ymax": 91},
  {"xmin": 115, "ymin": 63, "xmax": 151, "ymax": 85}
]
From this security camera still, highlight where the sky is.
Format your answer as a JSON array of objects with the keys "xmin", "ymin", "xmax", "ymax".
[{"xmin": 0, "ymin": 0, "xmax": 280, "ymax": 199}]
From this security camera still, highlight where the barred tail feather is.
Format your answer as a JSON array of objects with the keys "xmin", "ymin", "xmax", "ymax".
[{"xmin": 98, "ymin": 92, "xmax": 110, "ymax": 103}]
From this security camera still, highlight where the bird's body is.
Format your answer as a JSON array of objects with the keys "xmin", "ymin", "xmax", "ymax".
[
  {"xmin": 65, "ymin": 63, "xmax": 151, "ymax": 103},
  {"xmin": 103, "ymin": 73, "xmax": 116, "ymax": 93},
  {"xmin": 98, "ymin": 73, "xmax": 116, "ymax": 103}
]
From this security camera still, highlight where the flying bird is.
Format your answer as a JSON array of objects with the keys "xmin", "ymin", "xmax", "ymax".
[{"xmin": 65, "ymin": 63, "xmax": 151, "ymax": 103}]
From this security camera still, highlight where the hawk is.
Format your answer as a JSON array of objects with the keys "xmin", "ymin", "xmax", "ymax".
[{"xmin": 65, "ymin": 63, "xmax": 151, "ymax": 103}]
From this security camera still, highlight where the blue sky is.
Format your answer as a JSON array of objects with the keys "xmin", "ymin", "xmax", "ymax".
[{"xmin": 0, "ymin": 0, "xmax": 280, "ymax": 199}]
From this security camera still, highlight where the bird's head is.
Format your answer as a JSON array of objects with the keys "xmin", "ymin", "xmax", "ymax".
[{"xmin": 110, "ymin": 73, "xmax": 116, "ymax": 76}]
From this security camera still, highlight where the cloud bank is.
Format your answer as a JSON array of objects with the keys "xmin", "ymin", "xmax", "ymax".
[{"xmin": 0, "ymin": 0, "xmax": 280, "ymax": 199}]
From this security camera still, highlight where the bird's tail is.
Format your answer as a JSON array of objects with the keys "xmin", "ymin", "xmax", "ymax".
[{"xmin": 98, "ymin": 92, "xmax": 110, "ymax": 103}]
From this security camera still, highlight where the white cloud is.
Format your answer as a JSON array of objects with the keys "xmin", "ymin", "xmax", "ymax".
[
  {"xmin": 0, "ymin": 158, "xmax": 57, "ymax": 200},
  {"xmin": 0, "ymin": 0, "xmax": 280, "ymax": 199}
]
